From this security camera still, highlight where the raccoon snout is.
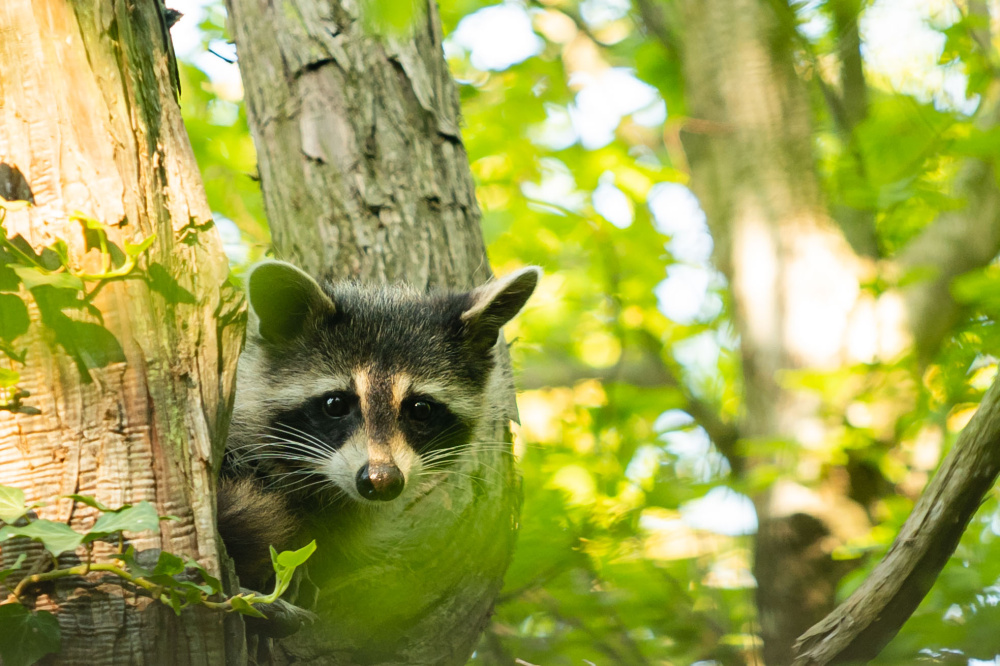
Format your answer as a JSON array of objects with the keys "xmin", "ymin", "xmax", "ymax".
[{"xmin": 356, "ymin": 462, "xmax": 404, "ymax": 501}]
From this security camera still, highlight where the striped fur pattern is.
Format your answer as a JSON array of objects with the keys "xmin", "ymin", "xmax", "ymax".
[{"xmin": 218, "ymin": 261, "xmax": 539, "ymax": 590}]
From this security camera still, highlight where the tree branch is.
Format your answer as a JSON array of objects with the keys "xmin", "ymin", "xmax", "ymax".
[{"xmin": 793, "ymin": 369, "xmax": 1000, "ymax": 665}]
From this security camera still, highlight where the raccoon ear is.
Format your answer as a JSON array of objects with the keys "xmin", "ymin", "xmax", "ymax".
[
  {"xmin": 247, "ymin": 261, "xmax": 334, "ymax": 343},
  {"xmin": 461, "ymin": 266, "xmax": 541, "ymax": 351}
]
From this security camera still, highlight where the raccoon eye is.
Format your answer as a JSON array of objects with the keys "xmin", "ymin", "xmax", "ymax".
[
  {"xmin": 322, "ymin": 394, "xmax": 351, "ymax": 418},
  {"xmin": 407, "ymin": 400, "xmax": 434, "ymax": 422}
]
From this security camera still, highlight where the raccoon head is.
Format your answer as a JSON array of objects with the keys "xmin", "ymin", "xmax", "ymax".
[{"xmin": 230, "ymin": 261, "xmax": 539, "ymax": 506}]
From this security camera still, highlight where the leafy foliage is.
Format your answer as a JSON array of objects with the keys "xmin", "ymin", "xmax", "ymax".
[
  {"xmin": 0, "ymin": 198, "xmax": 162, "ymax": 413},
  {"xmin": 0, "ymin": 485, "xmax": 316, "ymax": 662},
  {"xmin": 171, "ymin": 1, "xmax": 1000, "ymax": 664}
]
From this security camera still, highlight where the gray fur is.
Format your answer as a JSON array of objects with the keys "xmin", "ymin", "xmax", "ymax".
[{"xmin": 218, "ymin": 261, "xmax": 540, "ymax": 591}]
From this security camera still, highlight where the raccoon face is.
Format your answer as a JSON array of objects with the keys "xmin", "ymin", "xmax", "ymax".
[{"xmin": 230, "ymin": 261, "xmax": 539, "ymax": 506}]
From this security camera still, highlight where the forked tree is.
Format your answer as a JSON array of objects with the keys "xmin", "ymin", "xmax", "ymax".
[{"xmin": 0, "ymin": 0, "xmax": 518, "ymax": 664}]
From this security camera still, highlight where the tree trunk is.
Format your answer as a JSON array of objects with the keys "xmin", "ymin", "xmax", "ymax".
[
  {"xmin": 678, "ymin": 1, "xmax": 874, "ymax": 663},
  {"xmin": 678, "ymin": 1, "xmax": 1000, "ymax": 663},
  {"xmin": 224, "ymin": 1, "xmax": 517, "ymax": 664},
  {"xmin": 0, "ymin": 1, "xmax": 242, "ymax": 663}
]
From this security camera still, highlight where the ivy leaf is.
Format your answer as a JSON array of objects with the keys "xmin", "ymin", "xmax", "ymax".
[
  {"xmin": 65, "ymin": 321, "xmax": 126, "ymax": 371},
  {"xmin": 69, "ymin": 211, "xmax": 108, "ymax": 232},
  {"xmin": 0, "ymin": 293, "xmax": 29, "ymax": 342},
  {"xmin": 64, "ymin": 494, "xmax": 113, "ymax": 513},
  {"xmin": 10, "ymin": 266, "xmax": 83, "ymax": 292},
  {"xmin": 230, "ymin": 595, "xmax": 267, "ymax": 619},
  {"xmin": 0, "ymin": 553, "xmax": 27, "ymax": 584},
  {"xmin": 151, "ymin": 550, "xmax": 186, "ymax": 577},
  {"xmin": 84, "ymin": 501, "xmax": 160, "ymax": 541},
  {"xmin": 0, "ymin": 605, "xmax": 61, "ymax": 666},
  {"xmin": 0, "ymin": 520, "xmax": 83, "ymax": 557},
  {"xmin": 274, "ymin": 540, "xmax": 317, "ymax": 569},
  {"xmin": 124, "ymin": 235, "xmax": 156, "ymax": 258},
  {"xmin": 185, "ymin": 559, "xmax": 223, "ymax": 595},
  {"xmin": 113, "ymin": 546, "xmax": 151, "ymax": 578},
  {"xmin": 269, "ymin": 540, "xmax": 317, "ymax": 599},
  {"xmin": 0, "ymin": 484, "xmax": 28, "ymax": 523},
  {"xmin": 0, "ymin": 368, "xmax": 19, "ymax": 389}
]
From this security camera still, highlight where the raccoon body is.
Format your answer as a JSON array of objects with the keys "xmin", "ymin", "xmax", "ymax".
[{"xmin": 218, "ymin": 260, "xmax": 539, "ymax": 592}]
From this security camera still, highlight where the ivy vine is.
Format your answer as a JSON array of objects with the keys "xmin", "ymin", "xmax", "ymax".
[{"xmin": 0, "ymin": 485, "xmax": 315, "ymax": 666}]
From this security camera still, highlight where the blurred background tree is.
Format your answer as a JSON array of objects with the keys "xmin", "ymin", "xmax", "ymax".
[{"xmin": 169, "ymin": 0, "xmax": 1000, "ymax": 663}]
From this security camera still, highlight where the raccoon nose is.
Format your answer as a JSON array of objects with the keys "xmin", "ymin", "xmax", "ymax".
[{"xmin": 356, "ymin": 463, "xmax": 404, "ymax": 501}]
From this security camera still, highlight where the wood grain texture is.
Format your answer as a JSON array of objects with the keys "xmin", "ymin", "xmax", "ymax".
[
  {"xmin": 0, "ymin": 1, "xmax": 242, "ymax": 663},
  {"xmin": 224, "ymin": 1, "xmax": 518, "ymax": 664}
]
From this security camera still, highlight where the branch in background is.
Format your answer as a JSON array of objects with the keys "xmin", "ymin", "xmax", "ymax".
[
  {"xmin": 830, "ymin": 0, "xmax": 867, "ymax": 131},
  {"xmin": 898, "ymin": 82, "xmax": 1000, "ymax": 360},
  {"xmin": 793, "ymin": 369, "xmax": 1000, "ymax": 665},
  {"xmin": 518, "ymin": 347, "xmax": 742, "ymax": 473}
]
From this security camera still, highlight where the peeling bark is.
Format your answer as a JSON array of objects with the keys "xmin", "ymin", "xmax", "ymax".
[
  {"xmin": 224, "ymin": 1, "xmax": 517, "ymax": 664},
  {"xmin": 0, "ymin": 1, "xmax": 241, "ymax": 663}
]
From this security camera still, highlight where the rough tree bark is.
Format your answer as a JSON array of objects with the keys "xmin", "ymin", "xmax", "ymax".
[
  {"xmin": 674, "ymin": 0, "xmax": 1000, "ymax": 663},
  {"xmin": 0, "ymin": 1, "xmax": 242, "ymax": 663},
  {"xmin": 224, "ymin": 0, "xmax": 517, "ymax": 664}
]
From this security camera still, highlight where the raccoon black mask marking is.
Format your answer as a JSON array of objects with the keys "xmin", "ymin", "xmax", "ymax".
[{"xmin": 218, "ymin": 260, "xmax": 539, "ymax": 590}]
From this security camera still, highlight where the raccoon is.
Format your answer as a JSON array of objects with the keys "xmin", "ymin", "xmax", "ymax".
[{"xmin": 217, "ymin": 260, "xmax": 539, "ymax": 594}]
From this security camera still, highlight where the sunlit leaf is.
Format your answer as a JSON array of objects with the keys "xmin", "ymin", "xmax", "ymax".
[
  {"xmin": 0, "ymin": 520, "xmax": 83, "ymax": 556},
  {"xmin": 0, "ymin": 485, "xmax": 28, "ymax": 523},
  {"xmin": 85, "ymin": 501, "xmax": 161, "ymax": 540}
]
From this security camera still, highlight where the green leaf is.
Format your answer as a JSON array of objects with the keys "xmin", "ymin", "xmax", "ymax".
[
  {"xmin": 66, "ymin": 321, "xmax": 126, "ymax": 370},
  {"xmin": 0, "ymin": 484, "xmax": 28, "ymax": 523},
  {"xmin": 0, "ymin": 605, "xmax": 61, "ymax": 666},
  {"xmin": 0, "ymin": 293, "xmax": 29, "ymax": 342},
  {"xmin": 151, "ymin": 550, "xmax": 186, "ymax": 577},
  {"xmin": 124, "ymin": 235, "xmax": 156, "ymax": 258},
  {"xmin": 64, "ymin": 494, "xmax": 113, "ymax": 513},
  {"xmin": 230, "ymin": 595, "xmax": 267, "ymax": 619},
  {"xmin": 274, "ymin": 540, "xmax": 317, "ymax": 569},
  {"xmin": 85, "ymin": 501, "xmax": 161, "ymax": 541},
  {"xmin": 0, "ymin": 553, "xmax": 27, "ymax": 584},
  {"xmin": 69, "ymin": 211, "xmax": 108, "ymax": 232},
  {"xmin": 185, "ymin": 559, "xmax": 223, "ymax": 595},
  {"xmin": 0, "ymin": 368, "xmax": 19, "ymax": 389},
  {"xmin": 10, "ymin": 266, "xmax": 83, "ymax": 292},
  {"xmin": 113, "ymin": 546, "xmax": 151, "ymax": 577},
  {"xmin": 0, "ymin": 520, "xmax": 83, "ymax": 556},
  {"xmin": 267, "ymin": 540, "xmax": 316, "ymax": 600}
]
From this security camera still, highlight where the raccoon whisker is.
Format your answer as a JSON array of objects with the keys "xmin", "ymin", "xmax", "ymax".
[
  {"xmin": 419, "ymin": 444, "xmax": 510, "ymax": 466},
  {"xmin": 421, "ymin": 460, "xmax": 504, "ymax": 478},
  {"xmin": 255, "ymin": 465, "xmax": 326, "ymax": 482},
  {"xmin": 413, "ymin": 468, "xmax": 483, "ymax": 483},
  {"xmin": 252, "ymin": 434, "xmax": 351, "ymax": 462},
  {"xmin": 250, "ymin": 440, "xmax": 332, "ymax": 460},
  {"xmin": 412, "ymin": 423, "xmax": 473, "ymax": 453},
  {"xmin": 262, "ymin": 471, "xmax": 332, "ymax": 496},
  {"xmin": 237, "ymin": 441, "xmax": 331, "ymax": 461},
  {"xmin": 263, "ymin": 423, "xmax": 338, "ymax": 453},
  {"xmin": 233, "ymin": 438, "xmax": 331, "ymax": 459},
  {"xmin": 239, "ymin": 455, "xmax": 328, "ymax": 467}
]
